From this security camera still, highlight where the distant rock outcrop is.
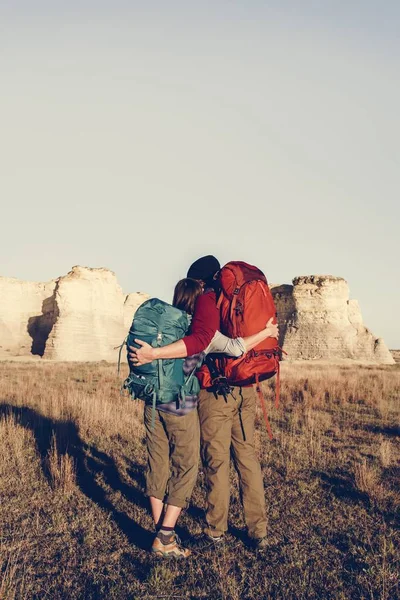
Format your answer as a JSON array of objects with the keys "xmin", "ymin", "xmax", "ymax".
[
  {"xmin": 0, "ymin": 267, "xmax": 148, "ymax": 361},
  {"xmin": 0, "ymin": 268, "xmax": 393, "ymax": 364},
  {"xmin": 271, "ymin": 275, "xmax": 394, "ymax": 364},
  {"xmin": 391, "ymin": 350, "xmax": 400, "ymax": 364},
  {"xmin": 0, "ymin": 277, "xmax": 57, "ymax": 358}
]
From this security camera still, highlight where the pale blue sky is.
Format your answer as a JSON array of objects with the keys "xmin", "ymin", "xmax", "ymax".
[{"xmin": 1, "ymin": 1, "xmax": 399, "ymax": 346}]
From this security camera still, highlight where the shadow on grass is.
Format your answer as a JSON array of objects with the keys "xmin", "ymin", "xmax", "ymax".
[
  {"xmin": 363, "ymin": 423, "xmax": 400, "ymax": 438},
  {"xmin": 317, "ymin": 471, "xmax": 369, "ymax": 505},
  {"xmin": 0, "ymin": 402, "xmax": 153, "ymax": 551}
]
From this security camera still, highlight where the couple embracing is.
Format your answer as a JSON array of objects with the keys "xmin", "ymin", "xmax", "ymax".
[{"xmin": 127, "ymin": 255, "xmax": 279, "ymax": 558}]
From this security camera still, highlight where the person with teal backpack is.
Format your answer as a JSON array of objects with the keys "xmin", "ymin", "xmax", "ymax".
[
  {"xmin": 125, "ymin": 275, "xmax": 278, "ymax": 559},
  {"xmin": 124, "ymin": 279, "xmax": 204, "ymax": 559}
]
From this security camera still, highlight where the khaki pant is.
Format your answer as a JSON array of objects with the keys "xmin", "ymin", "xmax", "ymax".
[
  {"xmin": 144, "ymin": 405, "xmax": 200, "ymax": 509},
  {"xmin": 198, "ymin": 387, "xmax": 267, "ymax": 539}
]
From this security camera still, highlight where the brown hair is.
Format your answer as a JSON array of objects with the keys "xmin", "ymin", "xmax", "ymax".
[{"xmin": 173, "ymin": 278, "xmax": 203, "ymax": 315}]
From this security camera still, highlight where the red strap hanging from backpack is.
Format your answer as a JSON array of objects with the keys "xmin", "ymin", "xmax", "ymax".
[
  {"xmin": 274, "ymin": 347, "xmax": 288, "ymax": 410},
  {"xmin": 275, "ymin": 359, "xmax": 280, "ymax": 410},
  {"xmin": 255, "ymin": 374, "xmax": 274, "ymax": 441}
]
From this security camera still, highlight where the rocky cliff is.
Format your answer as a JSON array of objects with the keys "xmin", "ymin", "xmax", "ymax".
[
  {"xmin": 0, "ymin": 277, "xmax": 57, "ymax": 358},
  {"xmin": 0, "ymin": 268, "xmax": 393, "ymax": 363},
  {"xmin": 271, "ymin": 275, "xmax": 394, "ymax": 364},
  {"xmin": 0, "ymin": 267, "xmax": 148, "ymax": 361}
]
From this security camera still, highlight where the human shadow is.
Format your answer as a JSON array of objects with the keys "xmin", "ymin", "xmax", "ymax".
[
  {"xmin": 316, "ymin": 471, "xmax": 369, "ymax": 505},
  {"xmin": 0, "ymin": 402, "xmax": 153, "ymax": 550},
  {"xmin": 318, "ymin": 469, "xmax": 400, "ymax": 530},
  {"xmin": 362, "ymin": 424, "xmax": 400, "ymax": 438}
]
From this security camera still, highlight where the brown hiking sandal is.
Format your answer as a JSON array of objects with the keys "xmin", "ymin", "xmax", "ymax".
[{"xmin": 151, "ymin": 532, "xmax": 191, "ymax": 559}]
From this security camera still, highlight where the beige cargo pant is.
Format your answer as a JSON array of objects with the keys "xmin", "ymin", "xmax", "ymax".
[
  {"xmin": 198, "ymin": 386, "xmax": 267, "ymax": 539},
  {"xmin": 144, "ymin": 405, "xmax": 200, "ymax": 509}
]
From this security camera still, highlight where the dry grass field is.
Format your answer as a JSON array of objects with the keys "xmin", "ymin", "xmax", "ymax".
[{"xmin": 0, "ymin": 361, "xmax": 399, "ymax": 600}]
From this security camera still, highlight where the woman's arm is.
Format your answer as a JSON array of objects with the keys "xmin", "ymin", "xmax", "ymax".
[{"xmin": 129, "ymin": 338, "xmax": 188, "ymax": 365}]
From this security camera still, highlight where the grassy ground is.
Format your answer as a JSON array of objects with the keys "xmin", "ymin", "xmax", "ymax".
[{"xmin": 0, "ymin": 361, "xmax": 399, "ymax": 600}]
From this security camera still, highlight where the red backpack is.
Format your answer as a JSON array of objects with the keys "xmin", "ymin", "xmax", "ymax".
[{"xmin": 198, "ymin": 261, "xmax": 282, "ymax": 439}]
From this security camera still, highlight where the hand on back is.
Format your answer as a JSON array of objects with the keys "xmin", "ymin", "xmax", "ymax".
[
  {"xmin": 265, "ymin": 317, "xmax": 279, "ymax": 339},
  {"xmin": 129, "ymin": 340, "xmax": 155, "ymax": 366}
]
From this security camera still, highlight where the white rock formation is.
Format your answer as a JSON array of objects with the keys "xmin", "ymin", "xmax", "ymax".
[
  {"xmin": 45, "ymin": 267, "xmax": 137, "ymax": 361},
  {"xmin": 0, "ymin": 268, "xmax": 393, "ymax": 363},
  {"xmin": 0, "ymin": 267, "xmax": 148, "ymax": 361},
  {"xmin": 0, "ymin": 277, "xmax": 56, "ymax": 358},
  {"xmin": 271, "ymin": 275, "xmax": 394, "ymax": 364}
]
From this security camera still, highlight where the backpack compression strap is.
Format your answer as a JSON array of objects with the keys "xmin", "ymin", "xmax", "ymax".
[
  {"xmin": 115, "ymin": 337, "xmax": 128, "ymax": 375},
  {"xmin": 216, "ymin": 286, "xmax": 241, "ymax": 337},
  {"xmin": 153, "ymin": 332, "xmax": 164, "ymax": 426},
  {"xmin": 150, "ymin": 332, "xmax": 164, "ymax": 392}
]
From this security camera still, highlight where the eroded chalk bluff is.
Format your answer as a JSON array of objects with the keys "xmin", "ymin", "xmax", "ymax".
[
  {"xmin": 0, "ymin": 268, "xmax": 394, "ymax": 363},
  {"xmin": 0, "ymin": 266, "xmax": 148, "ymax": 361},
  {"xmin": 271, "ymin": 276, "xmax": 393, "ymax": 364}
]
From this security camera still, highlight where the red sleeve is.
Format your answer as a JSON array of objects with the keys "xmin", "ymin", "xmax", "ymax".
[{"xmin": 182, "ymin": 291, "xmax": 219, "ymax": 355}]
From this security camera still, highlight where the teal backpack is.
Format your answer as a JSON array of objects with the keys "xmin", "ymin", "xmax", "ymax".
[{"xmin": 121, "ymin": 298, "xmax": 200, "ymax": 425}]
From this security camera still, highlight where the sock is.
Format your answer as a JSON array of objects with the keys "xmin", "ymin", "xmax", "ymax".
[
  {"xmin": 157, "ymin": 526, "xmax": 174, "ymax": 544},
  {"xmin": 159, "ymin": 526, "xmax": 174, "ymax": 536}
]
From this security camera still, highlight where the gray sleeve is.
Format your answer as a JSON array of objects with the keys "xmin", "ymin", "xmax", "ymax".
[{"xmin": 205, "ymin": 331, "xmax": 246, "ymax": 358}]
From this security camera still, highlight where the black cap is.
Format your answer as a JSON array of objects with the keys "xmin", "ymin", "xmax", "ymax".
[{"xmin": 187, "ymin": 255, "xmax": 220, "ymax": 282}]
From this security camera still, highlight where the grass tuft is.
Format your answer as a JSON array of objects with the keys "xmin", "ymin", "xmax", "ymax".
[{"xmin": 47, "ymin": 433, "xmax": 76, "ymax": 496}]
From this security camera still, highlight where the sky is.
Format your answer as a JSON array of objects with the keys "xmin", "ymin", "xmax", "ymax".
[{"xmin": 1, "ymin": 1, "xmax": 399, "ymax": 347}]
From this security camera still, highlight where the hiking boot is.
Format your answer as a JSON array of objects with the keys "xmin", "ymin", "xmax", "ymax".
[
  {"xmin": 151, "ymin": 532, "xmax": 191, "ymax": 559},
  {"xmin": 189, "ymin": 533, "xmax": 225, "ymax": 552}
]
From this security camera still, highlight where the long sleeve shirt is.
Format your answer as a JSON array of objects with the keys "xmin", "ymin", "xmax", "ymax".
[
  {"xmin": 205, "ymin": 330, "xmax": 246, "ymax": 357},
  {"xmin": 181, "ymin": 290, "xmax": 220, "ymax": 356}
]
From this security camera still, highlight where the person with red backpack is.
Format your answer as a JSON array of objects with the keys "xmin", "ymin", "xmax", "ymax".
[{"xmin": 130, "ymin": 256, "xmax": 279, "ymax": 551}]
